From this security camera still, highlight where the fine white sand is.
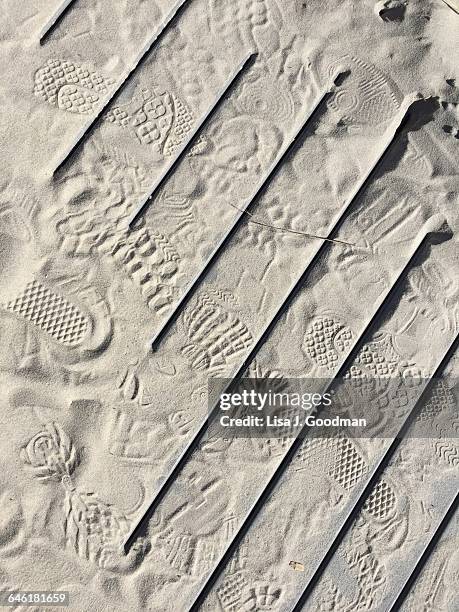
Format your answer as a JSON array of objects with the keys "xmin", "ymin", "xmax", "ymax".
[{"xmin": 0, "ymin": 1, "xmax": 457, "ymax": 611}]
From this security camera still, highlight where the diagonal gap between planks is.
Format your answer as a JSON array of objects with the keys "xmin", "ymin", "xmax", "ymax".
[
  {"xmin": 39, "ymin": 0, "xmax": 78, "ymax": 44},
  {"xmin": 127, "ymin": 50, "xmax": 257, "ymax": 226},
  {"xmin": 148, "ymin": 81, "xmax": 338, "ymax": 352},
  {"xmin": 291, "ymin": 332, "xmax": 459, "ymax": 612},
  {"xmin": 148, "ymin": 92, "xmax": 419, "ymax": 352},
  {"xmin": 20, "ymin": 0, "xmax": 458, "ymax": 607},
  {"xmin": 187, "ymin": 221, "xmax": 454, "ymax": 612},
  {"xmin": 123, "ymin": 95, "xmax": 418, "ymax": 553},
  {"xmin": 389, "ymin": 491, "xmax": 459, "ymax": 612},
  {"xmin": 52, "ymin": 0, "xmax": 192, "ymax": 175}
]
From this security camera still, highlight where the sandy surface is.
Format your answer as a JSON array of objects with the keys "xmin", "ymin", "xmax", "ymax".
[{"xmin": 0, "ymin": 1, "xmax": 458, "ymax": 611}]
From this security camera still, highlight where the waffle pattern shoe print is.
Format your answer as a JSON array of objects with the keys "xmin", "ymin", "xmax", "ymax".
[{"xmin": 0, "ymin": 192, "xmax": 112, "ymax": 363}]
